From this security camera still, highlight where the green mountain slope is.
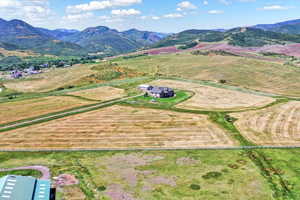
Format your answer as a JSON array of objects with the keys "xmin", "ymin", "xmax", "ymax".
[
  {"xmin": 64, "ymin": 26, "xmax": 145, "ymax": 55},
  {"xmin": 155, "ymin": 27, "xmax": 300, "ymax": 48},
  {"xmin": 0, "ymin": 19, "xmax": 87, "ymax": 56}
]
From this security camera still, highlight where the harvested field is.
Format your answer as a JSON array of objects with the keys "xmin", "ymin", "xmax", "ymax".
[
  {"xmin": 67, "ymin": 86, "xmax": 125, "ymax": 101},
  {"xmin": 145, "ymin": 46, "xmax": 180, "ymax": 55},
  {"xmin": 3, "ymin": 64, "xmax": 95, "ymax": 93},
  {"xmin": 0, "ymin": 48, "xmax": 38, "ymax": 57},
  {"xmin": 0, "ymin": 105, "xmax": 236, "ymax": 150},
  {"xmin": 232, "ymin": 101, "xmax": 300, "ymax": 146},
  {"xmin": 115, "ymin": 53, "xmax": 300, "ymax": 97},
  {"xmin": 150, "ymin": 80, "xmax": 275, "ymax": 111},
  {"xmin": 0, "ymin": 96, "xmax": 93, "ymax": 124}
]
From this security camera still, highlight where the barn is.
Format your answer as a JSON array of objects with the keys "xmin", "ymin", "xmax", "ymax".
[{"xmin": 0, "ymin": 175, "xmax": 54, "ymax": 200}]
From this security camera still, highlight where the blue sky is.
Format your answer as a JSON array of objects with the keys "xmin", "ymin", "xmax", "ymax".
[{"xmin": 0, "ymin": 0, "xmax": 300, "ymax": 32}]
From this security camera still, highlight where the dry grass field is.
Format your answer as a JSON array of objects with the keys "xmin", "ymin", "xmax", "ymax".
[
  {"xmin": 232, "ymin": 101, "xmax": 300, "ymax": 146},
  {"xmin": 0, "ymin": 96, "xmax": 93, "ymax": 124},
  {"xmin": 150, "ymin": 79, "xmax": 275, "ymax": 111},
  {"xmin": 3, "ymin": 64, "xmax": 95, "ymax": 93},
  {"xmin": 67, "ymin": 86, "xmax": 125, "ymax": 101},
  {"xmin": 0, "ymin": 105, "xmax": 236, "ymax": 150},
  {"xmin": 115, "ymin": 53, "xmax": 300, "ymax": 97},
  {"xmin": 0, "ymin": 48, "xmax": 39, "ymax": 57}
]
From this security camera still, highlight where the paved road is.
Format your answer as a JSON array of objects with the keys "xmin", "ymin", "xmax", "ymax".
[
  {"xmin": 0, "ymin": 165, "xmax": 50, "ymax": 180},
  {"xmin": 0, "ymin": 94, "xmax": 141, "ymax": 131}
]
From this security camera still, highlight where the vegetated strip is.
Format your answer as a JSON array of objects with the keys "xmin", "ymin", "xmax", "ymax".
[
  {"xmin": 1, "ymin": 146, "xmax": 300, "ymax": 152},
  {"xmin": 210, "ymin": 110, "xmax": 294, "ymax": 199},
  {"xmin": 0, "ymin": 94, "xmax": 142, "ymax": 132}
]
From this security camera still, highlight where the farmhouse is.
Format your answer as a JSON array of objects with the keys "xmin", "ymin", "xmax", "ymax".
[
  {"xmin": 0, "ymin": 175, "xmax": 54, "ymax": 200},
  {"xmin": 139, "ymin": 84, "xmax": 175, "ymax": 98}
]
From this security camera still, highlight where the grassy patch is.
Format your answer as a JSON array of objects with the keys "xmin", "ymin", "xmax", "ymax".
[
  {"xmin": 130, "ymin": 90, "xmax": 192, "ymax": 108},
  {"xmin": 0, "ymin": 169, "xmax": 42, "ymax": 178}
]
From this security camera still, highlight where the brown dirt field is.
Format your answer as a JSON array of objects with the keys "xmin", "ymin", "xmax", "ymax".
[
  {"xmin": 232, "ymin": 101, "xmax": 300, "ymax": 146},
  {"xmin": 0, "ymin": 96, "xmax": 93, "ymax": 124},
  {"xmin": 150, "ymin": 80, "xmax": 275, "ymax": 111},
  {"xmin": 4, "ymin": 64, "xmax": 95, "ymax": 93},
  {"xmin": 67, "ymin": 86, "xmax": 125, "ymax": 101},
  {"xmin": 0, "ymin": 105, "xmax": 236, "ymax": 150}
]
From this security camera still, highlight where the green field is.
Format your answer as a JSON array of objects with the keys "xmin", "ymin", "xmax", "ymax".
[{"xmin": 0, "ymin": 150, "xmax": 276, "ymax": 200}]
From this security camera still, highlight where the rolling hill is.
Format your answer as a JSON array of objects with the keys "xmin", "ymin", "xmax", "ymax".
[
  {"xmin": 254, "ymin": 19, "xmax": 300, "ymax": 34},
  {"xmin": 154, "ymin": 27, "xmax": 300, "ymax": 48}
]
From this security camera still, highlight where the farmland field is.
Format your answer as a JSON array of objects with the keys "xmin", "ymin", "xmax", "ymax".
[
  {"xmin": 232, "ymin": 101, "xmax": 300, "ymax": 146},
  {"xmin": 0, "ymin": 96, "xmax": 94, "ymax": 125},
  {"xmin": 0, "ymin": 105, "xmax": 236, "ymax": 150},
  {"xmin": 67, "ymin": 86, "xmax": 125, "ymax": 101},
  {"xmin": 0, "ymin": 150, "xmax": 274, "ymax": 200},
  {"xmin": 149, "ymin": 79, "xmax": 275, "ymax": 111},
  {"xmin": 3, "ymin": 64, "xmax": 95, "ymax": 92},
  {"xmin": 114, "ymin": 53, "xmax": 300, "ymax": 97}
]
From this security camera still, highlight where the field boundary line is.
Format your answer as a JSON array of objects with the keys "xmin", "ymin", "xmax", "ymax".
[
  {"xmin": 0, "ymin": 94, "xmax": 142, "ymax": 132},
  {"xmin": 1, "ymin": 145, "xmax": 300, "ymax": 152}
]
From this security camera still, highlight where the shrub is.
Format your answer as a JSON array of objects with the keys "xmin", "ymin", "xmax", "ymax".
[
  {"xmin": 202, "ymin": 171, "xmax": 222, "ymax": 179},
  {"xmin": 190, "ymin": 184, "xmax": 201, "ymax": 190},
  {"xmin": 98, "ymin": 186, "xmax": 106, "ymax": 191}
]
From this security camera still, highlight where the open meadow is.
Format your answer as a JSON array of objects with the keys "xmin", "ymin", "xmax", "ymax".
[
  {"xmin": 0, "ymin": 96, "xmax": 94, "ymax": 125},
  {"xmin": 3, "ymin": 64, "xmax": 95, "ymax": 92},
  {"xmin": 149, "ymin": 79, "xmax": 275, "ymax": 111},
  {"xmin": 67, "ymin": 86, "xmax": 125, "ymax": 101},
  {"xmin": 0, "ymin": 150, "xmax": 274, "ymax": 200},
  {"xmin": 0, "ymin": 105, "xmax": 236, "ymax": 150},
  {"xmin": 114, "ymin": 53, "xmax": 300, "ymax": 97},
  {"xmin": 232, "ymin": 101, "xmax": 300, "ymax": 146}
]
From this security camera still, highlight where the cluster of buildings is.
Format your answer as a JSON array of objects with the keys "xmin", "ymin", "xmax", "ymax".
[
  {"xmin": 10, "ymin": 67, "xmax": 42, "ymax": 79},
  {"xmin": 139, "ymin": 84, "xmax": 175, "ymax": 98},
  {"xmin": 0, "ymin": 175, "xmax": 54, "ymax": 200}
]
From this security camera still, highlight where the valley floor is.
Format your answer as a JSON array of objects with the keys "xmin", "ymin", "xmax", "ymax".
[{"xmin": 1, "ymin": 51, "xmax": 300, "ymax": 199}]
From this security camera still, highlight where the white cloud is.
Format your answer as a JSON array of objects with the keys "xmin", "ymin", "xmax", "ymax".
[
  {"xmin": 152, "ymin": 16, "xmax": 160, "ymax": 20},
  {"xmin": 0, "ymin": 0, "xmax": 55, "ymax": 24},
  {"xmin": 66, "ymin": 0, "xmax": 142, "ymax": 14},
  {"xmin": 203, "ymin": 1, "xmax": 208, "ymax": 5},
  {"xmin": 177, "ymin": 1, "xmax": 197, "ymax": 11},
  {"xmin": 260, "ymin": 5, "xmax": 290, "ymax": 11},
  {"xmin": 111, "ymin": 8, "xmax": 141, "ymax": 16},
  {"xmin": 63, "ymin": 12, "xmax": 94, "ymax": 21},
  {"xmin": 219, "ymin": 0, "xmax": 230, "ymax": 5},
  {"xmin": 163, "ymin": 13, "xmax": 184, "ymax": 18},
  {"xmin": 0, "ymin": 0, "xmax": 21, "ymax": 8},
  {"xmin": 208, "ymin": 10, "xmax": 224, "ymax": 14}
]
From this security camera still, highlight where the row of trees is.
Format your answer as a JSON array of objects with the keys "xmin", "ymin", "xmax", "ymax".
[{"xmin": 0, "ymin": 55, "xmax": 103, "ymax": 71}]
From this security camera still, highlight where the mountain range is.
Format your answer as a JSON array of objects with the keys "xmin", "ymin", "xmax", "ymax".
[
  {"xmin": 0, "ymin": 18, "xmax": 168, "ymax": 56},
  {"xmin": 1, "ymin": 18, "xmax": 300, "ymax": 57}
]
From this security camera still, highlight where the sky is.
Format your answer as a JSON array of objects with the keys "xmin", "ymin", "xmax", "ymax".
[{"xmin": 0, "ymin": 0, "xmax": 300, "ymax": 32}]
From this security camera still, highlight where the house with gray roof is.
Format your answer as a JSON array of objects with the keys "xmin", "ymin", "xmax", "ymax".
[
  {"xmin": 0, "ymin": 175, "xmax": 54, "ymax": 200},
  {"xmin": 139, "ymin": 85, "xmax": 175, "ymax": 98}
]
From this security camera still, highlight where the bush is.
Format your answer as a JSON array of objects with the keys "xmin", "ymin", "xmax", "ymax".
[
  {"xmin": 202, "ymin": 171, "xmax": 222, "ymax": 179},
  {"xmin": 219, "ymin": 79, "xmax": 227, "ymax": 84},
  {"xmin": 98, "ymin": 186, "xmax": 106, "ymax": 191},
  {"xmin": 190, "ymin": 184, "xmax": 201, "ymax": 190}
]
